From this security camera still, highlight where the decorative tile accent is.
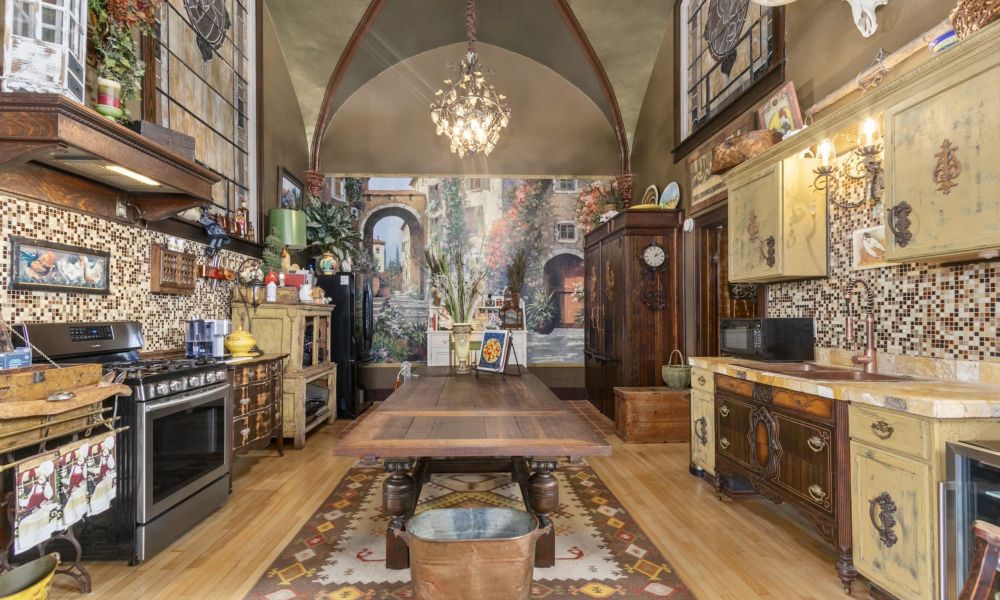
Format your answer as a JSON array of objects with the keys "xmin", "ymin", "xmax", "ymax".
[
  {"xmin": 1, "ymin": 195, "xmax": 253, "ymax": 352},
  {"xmin": 768, "ymin": 153, "xmax": 999, "ymax": 369}
]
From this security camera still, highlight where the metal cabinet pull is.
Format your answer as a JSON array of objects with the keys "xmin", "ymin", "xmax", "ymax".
[
  {"xmin": 870, "ymin": 492, "xmax": 899, "ymax": 547},
  {"xmin": 871, "ymin": 420, "xmax": 894, "ymax": 440},
  {"xmin": 697, "ymin": 375, "xmax": 706, "ymax": 386},
  {"xmin": 719, "ymin": 405, "xmax": 730, "ymax": 418},
  {"xmin": 807, "ymin": 436, "xmax": 826, "ymax": 452},
  {"xmin": 241, "ymin": 428, "xmax": 251, "ymax": 436},
  {"xmin": 240, "ymin": 398, "xmax": 250, "ymax": 406},
  {"xmin": 808, "ymin": 485, "xmax": 827, "ymax": 503},
  {"xmin": 694, "ymin": 417, "xmax": 708, "ymax": 446},
  {"xmin": 719, "ymin": 437, "xmax": 730, "ymax": 450}
]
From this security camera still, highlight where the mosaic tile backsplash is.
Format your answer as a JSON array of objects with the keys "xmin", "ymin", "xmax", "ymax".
[
  {"xmin": 767, "ymin": 152, "xmax": 998, "ymax": 367},
  {"xmin": 1, "ymin": 195, "xmax": 251, "ymax": 353}
]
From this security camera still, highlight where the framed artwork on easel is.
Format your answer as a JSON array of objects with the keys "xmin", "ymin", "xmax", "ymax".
[{"xmin": 477, "ymin": 330, "xmax": 512, "ymax": 375}]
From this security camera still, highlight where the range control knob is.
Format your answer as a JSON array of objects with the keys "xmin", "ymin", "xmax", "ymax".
[
  {"xmin": 169, "ymin": 380, "xmax": 183, "ymax": 392},
  {"xmin": 215, "ymin": 370, "xmax": 226, "ymax": 381},
  {"xmin": 189, "ymin": 376, "xmax": 201, "ymax": 387},
  {"xmin": 205, "ymin": 372, "xmax": 216, "ymax": 383},
  {"xmin": 155, "ymin": 382, "xmax": 169, "ymax": 396}
]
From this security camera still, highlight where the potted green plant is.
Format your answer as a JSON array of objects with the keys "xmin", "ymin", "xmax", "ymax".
[
  {"xmin": 506, "ymin": 248, "xmax": 527, "ymax": 307},
  {"xmin": 304, "ymin": 200, "xmax": 362, "ymax": 275},
  {"xmin": 88, "ymin": 0, "xmax": 160, "ymax": 122},
  {"xmin": 526, "ymin": 288, "xmax": 557, "ymax": 335},
  {"xmin": 425, "ymin": 243, "xmax": 488, "ymax": 374}
]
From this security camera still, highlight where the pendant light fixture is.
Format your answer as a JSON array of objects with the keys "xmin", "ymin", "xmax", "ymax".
[{"xmin": 429, "ymin": 0, "xmax": 511, "ymax": 158}]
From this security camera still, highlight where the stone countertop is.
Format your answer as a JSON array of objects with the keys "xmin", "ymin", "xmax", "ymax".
[{"xmin": 689, "ymin": 357, "xmax": 1000, "ymax": 420}]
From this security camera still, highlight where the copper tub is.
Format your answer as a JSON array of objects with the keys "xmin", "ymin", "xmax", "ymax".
[{"xmin": 397, "ymin": 508, "xmax": 550, "ymax": 600}]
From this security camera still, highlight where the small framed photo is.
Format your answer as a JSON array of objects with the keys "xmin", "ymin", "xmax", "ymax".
[
  {"xmin": 9, "ymin": 236, "xmax": 111, "ymax": 295},
  {"xmin": 852, "ymin": 225, "xmax": 888, "ymax": 270},
  {"xmin": 477, "ymin": 330, "xmax": 512, "ymax": 374},
  {"xmin": 278, "ymin": 166, "xmax": 304, "ymax": 210},
  {"xmin": 758, "ymin": 81, "xmax": 803, "ymax": 137}
]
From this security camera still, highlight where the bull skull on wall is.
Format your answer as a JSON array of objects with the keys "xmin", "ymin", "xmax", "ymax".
[{"xmin": 844, "ymin": 0, "xmax": 889, "ymax": 37}]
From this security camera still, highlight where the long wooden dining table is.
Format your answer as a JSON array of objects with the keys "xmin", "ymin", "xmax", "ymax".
[{"xmin": 333, "ymin": 366, "xmax": 612, "ymax": 569}]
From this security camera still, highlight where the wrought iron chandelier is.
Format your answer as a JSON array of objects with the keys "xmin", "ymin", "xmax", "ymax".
[{"xmin": 429, "ymin": 0, "xmax": 511, "ymax": 158}]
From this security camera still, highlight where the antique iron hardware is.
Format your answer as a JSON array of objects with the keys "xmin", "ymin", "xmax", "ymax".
[
  {"xmin": 871, "ymin": 420, "xmax": 894, "ymax": 440},
  {"xmin": 887, "ymin": 201, "xmax": 914, "ymax": 248},
  {"xmin": 932, "ymin": 139, "xmax": 962, "ymax": 195},
  {"xmin": 869, "ymin": 492, "xmax": 899, "ymax": 547}
]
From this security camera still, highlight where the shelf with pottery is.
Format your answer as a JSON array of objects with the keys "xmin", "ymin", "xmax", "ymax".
[
  {"xmin": 689, "ymin": 356, "xmax": 1000, "ymax": 600},
  {"xmin": 719, "ymin": 20, "xmax": 1000, "ymax": 272},
  {"xmin": 425, "ymin": 298, "xmax": 527, "ymax": 367}
]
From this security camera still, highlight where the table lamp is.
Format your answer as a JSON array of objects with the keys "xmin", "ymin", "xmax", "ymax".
[{"xmin": 268, "ymin": 208, "xmax": 307, "ymax": 249}]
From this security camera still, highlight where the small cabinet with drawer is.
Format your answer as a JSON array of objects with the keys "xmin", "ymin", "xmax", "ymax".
[
  {"xmin": 714, "ymin": 375, "xmax": 854, "ymax": 592},
  {"xmin": 727, "ymin": 156, "xmax": 826, "ymax": 283},
  {"xmin": 690, "ymin": 368, "xmax": 716, "ymax": 476},
  {"xmin": 227, "ymin": 356, "xmax": 286, "ymax": 487}
]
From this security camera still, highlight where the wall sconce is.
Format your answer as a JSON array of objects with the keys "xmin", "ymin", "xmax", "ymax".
[
  {"xmin": 813, "ymin": 139, "xmax": 848, "ymax": 210},
  {"xmin": 236, "ymin": 258, "xmax": 266, "ymax": 333},
  {"xmin": 843, "ymin": 117, "xmax": 884, "ymax": 204}
]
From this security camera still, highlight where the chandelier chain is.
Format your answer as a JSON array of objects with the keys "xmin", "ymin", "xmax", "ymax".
[{"xmin": 466, "ymin": 0, "xmax": 477, "ymax": 53}]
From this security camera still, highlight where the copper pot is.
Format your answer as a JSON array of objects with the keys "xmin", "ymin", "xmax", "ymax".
[{"xmin": 396, "ymin": 508, "xmax": 549, "ymax": 600}]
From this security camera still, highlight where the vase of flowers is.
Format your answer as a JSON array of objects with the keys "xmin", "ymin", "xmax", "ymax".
[{"xmin": 425, "ymin": 244, "xmax": 488, "ymax": 374}]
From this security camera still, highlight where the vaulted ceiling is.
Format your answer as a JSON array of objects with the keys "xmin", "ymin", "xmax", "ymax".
[{"xmin": 266, "ymin": 0, "xmax": 672, "ymax": 167}]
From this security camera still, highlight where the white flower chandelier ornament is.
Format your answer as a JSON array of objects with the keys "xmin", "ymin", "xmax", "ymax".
[{"xmin": 430, "ymin": 0, "xmax": 511, "ymax": 158}]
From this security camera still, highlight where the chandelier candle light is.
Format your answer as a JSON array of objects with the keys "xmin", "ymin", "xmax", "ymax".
[{"xmin": 430, "ymin": 0, "xmax": 511, "ymax": 158}]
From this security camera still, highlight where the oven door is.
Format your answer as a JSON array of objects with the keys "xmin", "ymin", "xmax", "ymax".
[
  {"xmin": 720, "ymin": 319, "xmax": 759, "ymax": 359},
  {"xmin": 137, "ymin": 382, "xmax": 230, "ymax": 524}
]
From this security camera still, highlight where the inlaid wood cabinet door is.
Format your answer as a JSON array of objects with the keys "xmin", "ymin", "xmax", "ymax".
[
  {"xmin": 730, "ymin": 164, "xmax": 781, "ymax": 282},
  {"xmin": 884, "ymin": 50, "xmax": 1000, "ymax": 263},
  {"xmin": 851, "ymin": 442, "xmax": 934, "ymax": 600}
]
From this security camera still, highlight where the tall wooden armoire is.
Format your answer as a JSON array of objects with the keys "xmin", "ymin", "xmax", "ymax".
[{"xmin": 583, "ymin": 210, "xmax": 684, "ymax": 419}]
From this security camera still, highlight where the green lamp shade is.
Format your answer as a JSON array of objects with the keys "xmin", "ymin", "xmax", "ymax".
[{"xmin": 269, "ymin": 208, "xmax": 307, "ymax": 249}]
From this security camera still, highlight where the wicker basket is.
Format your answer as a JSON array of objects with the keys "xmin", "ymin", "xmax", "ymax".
[
  {"xmin": 661, "ymin": 350, "xmax": 691, "ymax": 390},
  {"xmin": 710, "ymin": 130, "xmax": 784, "ymax": 175},
  {"xmin": 951, "ymin": 0, "xmax": 1000, "ymax": 39}
]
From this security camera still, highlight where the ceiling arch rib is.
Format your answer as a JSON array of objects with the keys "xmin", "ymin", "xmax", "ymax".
[{"xmin": 319, "ymin": 43, "xmax": 620, "ymax": 177}]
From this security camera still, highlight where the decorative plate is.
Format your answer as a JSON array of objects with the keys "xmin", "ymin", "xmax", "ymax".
[
  {"xmin": 632, "ymin": 185, "xmax": 660, "ymax": 209},
  {"xmin": 660, "ymin": 182, "xmax": 680, "ymax": 209}
]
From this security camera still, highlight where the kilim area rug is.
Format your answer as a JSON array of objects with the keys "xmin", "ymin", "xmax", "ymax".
[{"xmin": 244, "ymin": 458, "xmax": 695, "ymax": 600}]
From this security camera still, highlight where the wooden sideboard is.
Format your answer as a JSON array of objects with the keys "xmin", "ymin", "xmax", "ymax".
[
  {"xmin": 583, "ymin": 209, "xmax": 684, "ymax": 420},
  {"xmin": 226, "ymin": 355, "xmax": 285, "ymax": 488},
  {"xmin": 232, "ymin": 301, "xmax": 336, "ymax": 448},
  {"xmin": 713, "ymin": 374, "xmax": 855, "ymax": 593}
]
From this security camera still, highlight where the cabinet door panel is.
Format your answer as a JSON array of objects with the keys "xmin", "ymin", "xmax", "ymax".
[
  {"xmin": 729, "ymin": 164, "xmax": 781, "ymax": 281},
  {"xmin": 851, "ymin": 442, "xmax": 934, "ymax": 600},
  {"xmin": 716, "ymin": 393, "xmax": 755, "ymax": 469},
  {"xmin": 885, "ymin": 55, "xmax": 1000, "ymax": 261},
  {"xmin": 773, "ymin": 412, "xmax": 835, "ymax": 515},
  {"xmin": 691, "ymin": 390, "xmax": 715, "ymax": 474}
]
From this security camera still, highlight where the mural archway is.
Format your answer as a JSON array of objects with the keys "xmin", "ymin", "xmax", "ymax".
[
  {"xmin": 362, "ymin": 204, "xmax": 426, "ymax": 298},
  {"xmin": 542, "ymin": 251, "xmax": 584, "ymax": 328}
]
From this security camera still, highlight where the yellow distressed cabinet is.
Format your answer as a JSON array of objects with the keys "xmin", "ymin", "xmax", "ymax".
[
  {"xmin": 884, "ymin": 38, "xmax": 1000, "ymax": 263},
  {"xmin": 849, "ymin": 404, "xmax": 1000, "ymax": 600},
  {"xmin": 726, "ymin": 156, "xmax": 826, "ymax": 283},
  {"xmin": 689, "ymin": 367, "xmax": 715, "ymax": 476}
]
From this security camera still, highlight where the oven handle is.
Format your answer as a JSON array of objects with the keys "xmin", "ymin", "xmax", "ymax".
[{"xmin": 143, "ymin": 383, "xmax": 230, "ymax": 414}]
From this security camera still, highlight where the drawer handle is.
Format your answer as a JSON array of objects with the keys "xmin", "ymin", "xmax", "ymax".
[
  {"xmin": 240, "ymin": 398, "xmax": 250, "ymax": 406},
  {"xmin": 241, "ymin": 428, "xmax": 251, "ymax": 436},
  {"xmin": 697, "ymin": 375, "xmax": 706, "ymax": 386},
  {"xmin": 719, "ymin": 437, "xmax": 730, "ymax": 450},
  {"xmin": 871, "ymin": 420, "xmax": 894, "ymax": 440},
  {"xmin": 719, "ymin": 405, "xmax": 730, "ymax": 418},
  {"xmin": 807, "ymin": 436, "xmax": 826, "ymax": 453},
  {"xmin": 869, "ymin": 492, "xmax": 899, "ymax": 548},
  {"xmin": 808, "ymin": 484, "xmax": 827, "ymax": 503},
  {"xmin": 694, "ymin": 417, "xmax": 708, "ymax": 446}
]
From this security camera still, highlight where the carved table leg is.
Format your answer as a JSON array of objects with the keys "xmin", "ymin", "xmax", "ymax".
[
  {"xmin": 714, "ymin": 473, "xmax": 724, "ymax": 500},
  {"xmin": 528, "ymin": 458, "xmax": 559, "ymax": 568},
  {"xmin": 383, "ymin": 458, "xmax": 415, "ymax": 570}
]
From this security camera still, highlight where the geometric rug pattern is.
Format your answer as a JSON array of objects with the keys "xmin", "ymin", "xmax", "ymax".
[{"xmin": 243, "ymin": 458, "xmax": 696, "ymax": 599}]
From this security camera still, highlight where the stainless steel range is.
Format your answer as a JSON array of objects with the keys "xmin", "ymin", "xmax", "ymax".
[{"xmin": 12, "ymin": 321, "xmax": 231, "ymax": 564}]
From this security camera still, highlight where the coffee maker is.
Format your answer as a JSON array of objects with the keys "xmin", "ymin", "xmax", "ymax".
[{"xmin": 185, "ymin": 318, "xmax": 231, "ymax": 358}]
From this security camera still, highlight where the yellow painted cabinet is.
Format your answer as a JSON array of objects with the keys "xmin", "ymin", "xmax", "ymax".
[
  {"xmin": 690, "ymin": 389, "xmax": 715, "ymax": 475},
  {"xmin": 851, "ymin": 441, "xmax": 934, "ymax": 600},
  {"xmin": 884, "ymin": 45, "xmax": 1000, "ymax": 262},
  {"xmin": 728, "ymin": 157, "xmax": 826, "ymax": 283}
]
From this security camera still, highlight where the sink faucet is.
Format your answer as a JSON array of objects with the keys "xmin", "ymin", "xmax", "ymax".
[{"xmin": 844, "ymin": 277, "xmax": 878, "ymax": 374}]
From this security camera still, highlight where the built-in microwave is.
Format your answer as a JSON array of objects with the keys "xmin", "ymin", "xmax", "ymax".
[{"xmin": 719, "ymin": 318, "xmax": 815, "ymax": 362}]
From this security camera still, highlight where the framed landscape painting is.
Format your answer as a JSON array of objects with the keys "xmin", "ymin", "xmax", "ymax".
[
  {"xmin": 9, "ymin": 236, "xmax": 110, "ymax": 295},
  {"xmin": 279, "ymin": 167, "xmax": 303, "ymax": 210}
]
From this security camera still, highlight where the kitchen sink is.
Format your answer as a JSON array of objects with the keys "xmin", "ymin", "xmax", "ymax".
[
  {"xmin": 749, "ymin": 363, "xmax": 912, "ymax": 382},
  {"xmin": 749, "ymin": 363, "xmax": 834, "ymax": 373}
]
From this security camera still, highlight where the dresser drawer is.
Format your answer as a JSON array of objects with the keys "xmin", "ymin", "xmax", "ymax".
[
  {"xmin": 234, "ymin": 405, "xmax": 273, "ymax": 450},
  {"xmin": 716, "ymin": 374, "xmax": 754, "ymax": 398},
  {"xmin": 717, "ymin": 394, "xmax": 756, "ymax": 469},
  {"xmin": 773, "ymin": 388, "xmax": 834, "ymax": 421},
  {"xmin": 773, "ymin": 412, "xmax": 835, "ymax": 515},
  {"xmin": 429, "ymin": 335, "xmax": 450, "ymax": 349},
  {"xmin": 692, "ymin": 368, "xmax": 714, "ymax": 393},
  {"xmin": 849, "ymin": 405, "xmax": 929, "ymax": 461}
]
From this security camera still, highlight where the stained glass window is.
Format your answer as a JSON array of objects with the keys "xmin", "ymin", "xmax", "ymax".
[{"xmin": 679, "ymin": 0, "xmax": 782, "ymax": 142}]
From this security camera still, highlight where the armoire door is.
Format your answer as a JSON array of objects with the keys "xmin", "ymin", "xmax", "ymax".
[
  {"xmin": 583, "ymin": 245, "xmax": 603, "ymax": 413},
  {"xmin": 600, "ymin": 234, "xmax": 624, "ymax": 419}
]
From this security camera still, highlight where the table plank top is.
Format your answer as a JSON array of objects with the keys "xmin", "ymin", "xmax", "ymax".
[{"xmin": 333, "ymin": 367, "xmax": 612, "ymax": 458}]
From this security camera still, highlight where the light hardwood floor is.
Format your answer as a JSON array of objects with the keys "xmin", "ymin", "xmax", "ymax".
[{"xmin": 49, "ymin": 407, "xmax": 872, "ymax": 600}]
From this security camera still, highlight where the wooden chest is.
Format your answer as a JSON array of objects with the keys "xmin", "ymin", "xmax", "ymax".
[
  {"xmin": 613, "ymin": 387, "xmax": 690, "ymax": 443},
  {"xmin": 226, "ymin": 355, "xmax": 286, "ymax": 488}
]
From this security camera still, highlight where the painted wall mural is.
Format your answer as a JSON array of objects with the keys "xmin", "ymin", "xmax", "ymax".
[{"xmin": 348, "ymin": 176, "xmax": 608, "ymax": 365}]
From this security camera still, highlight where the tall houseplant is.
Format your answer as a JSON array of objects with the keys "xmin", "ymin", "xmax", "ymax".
[
  {"xmin": 88, "ymin": 0, "xmax": 160, "ymax": 122},
  {"xmin": 425, "ymin": 243, "xmax": 488, "ymax": 373},
  {"xmin": 304, "ymin": 200, "xmax": 361, "ymax": 274},
  {"xmin": 506, "ymin": 248, "xmax": 527, "ymax": 305}
]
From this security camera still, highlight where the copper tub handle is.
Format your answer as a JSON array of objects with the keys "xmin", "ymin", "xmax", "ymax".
[{"xmin": 392, "ymin": 524, "xmax": 553, "ymax": 547}]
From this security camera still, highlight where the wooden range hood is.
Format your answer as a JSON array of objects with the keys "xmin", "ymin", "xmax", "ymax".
[{"xmin": 0, "ymin": 93, "xmax": 222, "ymax": 223}]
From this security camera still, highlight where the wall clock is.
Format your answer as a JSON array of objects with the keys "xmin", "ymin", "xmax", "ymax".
[
  {"xmin": 639, "ymin": 242, "xmax": 669, "ymax": 311},
  {"xmin": 704, "ymin": 0, "xmax": 752, "ymax": 75}
]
